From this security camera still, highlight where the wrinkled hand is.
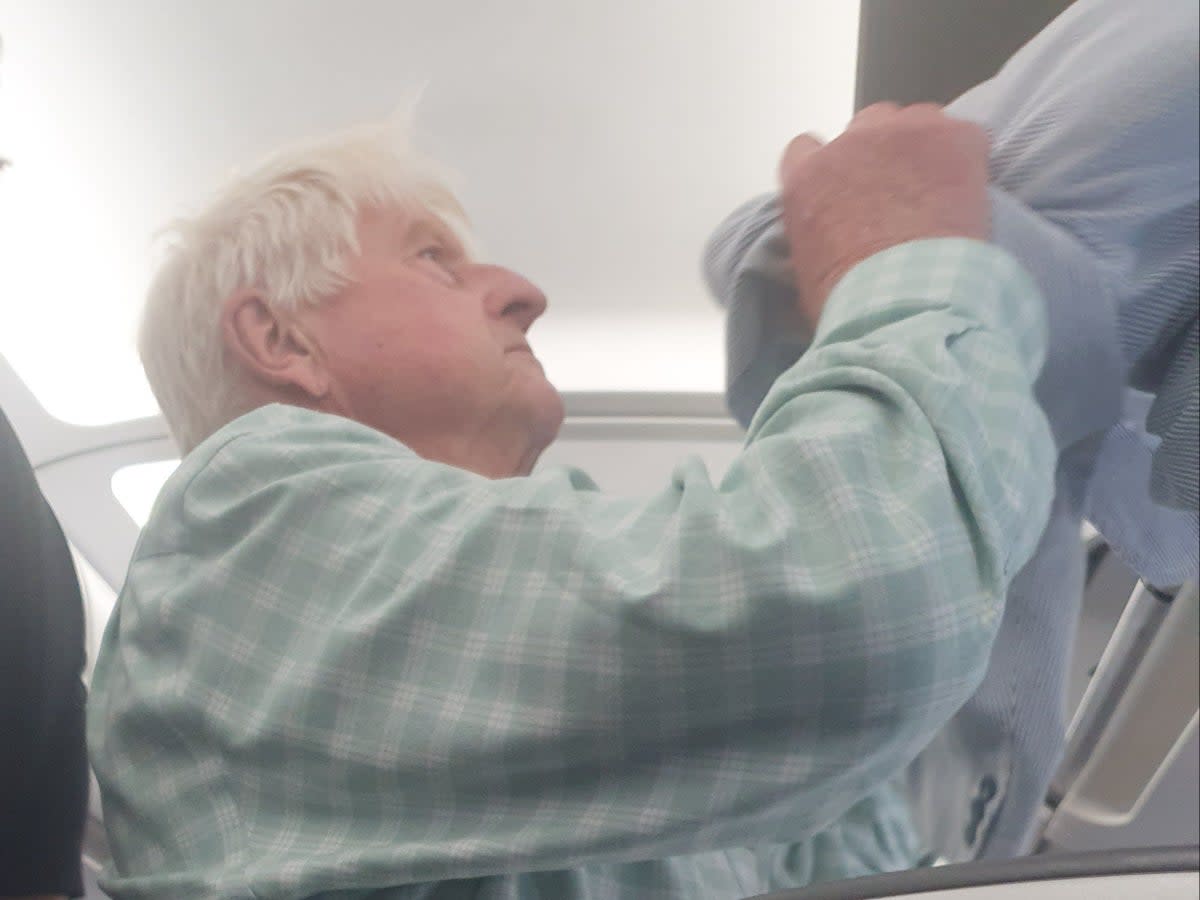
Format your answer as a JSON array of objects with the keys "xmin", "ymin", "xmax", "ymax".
[{"xmin": 779, "ymin": 103, "xmax": 990, "ymax": 326}]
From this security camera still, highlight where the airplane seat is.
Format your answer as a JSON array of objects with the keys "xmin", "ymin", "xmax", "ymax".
[
  {"xmin": 0, "ymin": 403, "xmax": 90, "ymax": 895},
  {"xmin": 1034, "ymin": 579, "xmax": 1199, "ymax": 853}
]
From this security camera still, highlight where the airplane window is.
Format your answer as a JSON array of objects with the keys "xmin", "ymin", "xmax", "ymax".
[
  {"xmin": 111, "ymin": 459, "xmax": 180, "ymax": 528},
  {"xmin": 0, "ymin": 1, "xmax": 858, "ymax": 426}
]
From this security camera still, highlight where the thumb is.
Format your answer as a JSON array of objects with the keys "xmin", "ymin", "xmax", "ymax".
[{"xmin": 778, "ymin": 133, "xmax": 824, "ymax": 185}]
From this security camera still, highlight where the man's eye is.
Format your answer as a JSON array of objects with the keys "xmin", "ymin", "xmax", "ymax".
[{"xmin": 416, "ymin": 244, "xmax": 460, "ymax": 284}]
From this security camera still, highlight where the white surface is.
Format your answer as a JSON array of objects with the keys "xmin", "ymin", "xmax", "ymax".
[
  {"xmin": 111, "ymin": 458, "xmax": 180, "ymax": 528},
  {"xmin": 0, "ymin": 0, "xmax": 858, "ymax": 425}
]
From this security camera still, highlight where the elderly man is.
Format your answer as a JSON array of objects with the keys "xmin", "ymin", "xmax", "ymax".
[{"xmin": 88, "ymin": 105, "xmax": 1054, "ymax": 898}]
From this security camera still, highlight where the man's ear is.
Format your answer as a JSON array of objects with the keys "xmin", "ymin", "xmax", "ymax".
[{"xmin": 219, "ymin": 290, "xmax": 329, "ymax": 401}]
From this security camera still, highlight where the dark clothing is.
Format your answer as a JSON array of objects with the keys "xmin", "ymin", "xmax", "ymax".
[{"xmin": 0, "ymin": 407, "xmax": 87, "ymax": 898}]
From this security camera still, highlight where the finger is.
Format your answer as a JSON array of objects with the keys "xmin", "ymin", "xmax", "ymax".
[
  {"xmin": 778, "ymin": 133, "xmax": 824, "ymax": 184},
  {"xmin": 897, "ymin": 102, "xmax": 945, "ymax": 119},
  {"xmin": 846, "ymin": 101, "xmax": 902, "ymax": 130}
]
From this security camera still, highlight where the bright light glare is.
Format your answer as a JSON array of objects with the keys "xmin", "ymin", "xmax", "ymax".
[
  {"xmin": 533, "ymin": 309, "xmax": 726, "ymax": 393},
  {"xmin": 0, "ymin": 1, "xmax": 857, "ymax": 426},
  {"xmin": 111, "ymin": 459, "xmax": 181, "ymax": 528}
]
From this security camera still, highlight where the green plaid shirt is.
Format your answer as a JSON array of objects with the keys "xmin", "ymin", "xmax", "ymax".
[{"xmin": 89, "ymin": 239, "xmax": 1054, "ymax": 899}]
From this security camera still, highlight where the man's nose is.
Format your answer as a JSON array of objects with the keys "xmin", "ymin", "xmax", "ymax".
[{"xmin": 476, "ymin": 265, "xmax": 548, "ymax": 332}]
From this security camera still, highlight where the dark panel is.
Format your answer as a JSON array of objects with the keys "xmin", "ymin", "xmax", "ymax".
[{"xmin": 855, "ymin": 0, "xmax": 1078, "ymax": 110}]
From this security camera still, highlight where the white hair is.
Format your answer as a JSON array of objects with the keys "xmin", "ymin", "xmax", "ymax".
[{"xmin": 139, "ymin": 113, "xmax": 473, "ymax": 454}]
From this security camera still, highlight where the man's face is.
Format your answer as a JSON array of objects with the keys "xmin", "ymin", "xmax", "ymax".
[{"xmin": 298, "ymin": 205, "xmax": 564, "ymax": 477}]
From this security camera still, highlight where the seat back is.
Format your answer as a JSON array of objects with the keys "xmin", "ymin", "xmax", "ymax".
[
  {"xmin": 1036, "ymin": 579, "xmax": 1200, "ymax": 850},
  {"xmin": 0, "ymin": 404, "xmax": 89, "ymax": 896}
]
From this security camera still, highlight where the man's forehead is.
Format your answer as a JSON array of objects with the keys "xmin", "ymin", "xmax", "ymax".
[{"xmin": 358, "ymin": 204, "xmax": 465, "ymax": 251}]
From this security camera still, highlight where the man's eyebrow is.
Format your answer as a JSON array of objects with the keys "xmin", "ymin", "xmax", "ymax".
[{"xmin": 404, "ymin": 217, "xmax": 466, "ymax": 256}]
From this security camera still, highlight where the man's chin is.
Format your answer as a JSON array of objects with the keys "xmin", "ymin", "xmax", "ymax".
[
  {"xmin": 520, "ymin": 381, "xmax": 564, "ymax": 466},
  {"xmin": 534, "ymin": 382, "xmax": 566, "ymax": 444}
]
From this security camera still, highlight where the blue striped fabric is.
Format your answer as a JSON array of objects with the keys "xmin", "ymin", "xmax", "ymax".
[{"xmin": 701, "ymin": 0, "xmax": 1199, "ymax": 862}]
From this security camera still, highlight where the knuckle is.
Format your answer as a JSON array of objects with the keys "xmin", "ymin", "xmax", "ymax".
[
  {"xmin": 904, "ymin": 102, "xmax": 946, "ymax": 117},
  {"xmin": 779, "ymin": 134, "xmax": 822, "ymax": 178}
]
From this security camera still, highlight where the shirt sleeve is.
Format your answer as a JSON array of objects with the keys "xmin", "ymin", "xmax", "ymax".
[{"xmin": 92, "ymin": 239, "xmax": 1054, "ymax": 894}]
